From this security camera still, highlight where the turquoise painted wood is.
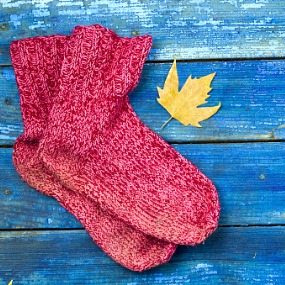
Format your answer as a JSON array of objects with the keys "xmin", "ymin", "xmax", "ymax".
[
  {"xmin": 2, "ymin": 142, "xmax": 285, "ymax": 229},
  {"xmin": 1, "ymin": 227, "xmax": 284, "ymax": 284},
  {"xmin": 0, "ymin": 0, "xmax": 285, "ymax": 64},
  {"xmin": 1, "ymin": 0, "xmax": 285, "ymax": 284},
  {"xmin": 2, "ymin": 59, "xmax": 285, "ymax": 145}
]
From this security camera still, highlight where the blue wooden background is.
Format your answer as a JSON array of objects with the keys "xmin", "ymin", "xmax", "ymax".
[{"xmin": 1, "ymin": 0, "xmax": 285, "ymax": 284}]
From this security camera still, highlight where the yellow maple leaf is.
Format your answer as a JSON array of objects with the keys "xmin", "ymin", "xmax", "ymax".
[
  {"xmin": 8, "ymin": 281, "xmax": 13, "ymax": 285},
  {"xmin": 157, "ymin": 58, "xmax": 221, "ymax": 128}
]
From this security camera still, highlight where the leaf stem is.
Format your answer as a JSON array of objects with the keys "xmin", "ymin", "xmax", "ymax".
[{"xmin": 161, "ymin": 116, "xmax": 173, "ymax": 129}]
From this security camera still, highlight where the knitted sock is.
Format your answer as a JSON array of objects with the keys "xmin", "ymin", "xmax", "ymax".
[
  {"xmin": 39, "ymin": 24, "xmax": 220, "ymax": 245},
  {"xmin": 10, "ymin": 35, "xmax": 177, "ymax": 271}
]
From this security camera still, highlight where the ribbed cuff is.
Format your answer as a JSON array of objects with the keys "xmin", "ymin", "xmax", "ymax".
[
  {"xmin": 10, "ymin": 35, "xmax": 67, "ymax": 139},
  {"xmin": 60, "ymin": 24, "xmax": 152, "ymax": 97},
  {"xmin": 126, "ymin": 34, "xmax": 152, "ymax": 93}
]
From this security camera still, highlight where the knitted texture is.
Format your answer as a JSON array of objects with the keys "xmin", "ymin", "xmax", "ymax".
[
  {"xmin": 39, "ymin": 25, "xmax": 220, "ymax": 245},
  {"xmin": 11, "ymin": 35, "xmax": 176, "ymax": 271}
]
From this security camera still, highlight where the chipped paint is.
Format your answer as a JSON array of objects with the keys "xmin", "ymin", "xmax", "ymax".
[
  {"xmin": 1, "ymin": 0, "xmax": 53, "ymax": 8},
  {"xmin": 192, "ymin": 263, "xmax": 218, "ymax": 275},
  {"xmin": 0, "ymin": 0, "xmax": 285, "ymax": 61},
  {"xmin": 194, "ymin": 19, "xmax": 222, "ymax": 27},
  {"xmin": 195, "ymin": 263, "xmax": 213, "ymax": 270},
  {"xmin": 259, "ymin": 174, "xmax": 266, "ymax": 180},
  {"xmin": 0, "ymin": 123, "xmax": 22, "ymax": 140},
  {"xmin": 9, "ymin": 14, "xmax": 23, "ymax": 28},
  {"xmin": 58, "ymin": 9, "xmax": 86, "ymax": 16},
  {"xmin": 32, "ymin": 9, "xmax": 50, "ymax": 17},
  {"xmin": 221, "ymin": 0, "xmax": 239, "ymax": 8},
  {"xmin": 272, "ymin": 211, "xmax": 281, "ymax": 217},
  {"xmin": 47, "ymin": 218, "xmax": 53, "ymax": 224},
  {"xmin": 1, "ymin": 68, "xmax": 15, "ymax": 80},
  {"xmin": 1, "ymin": 0, "xmax": 27, "ymax": 8},
  {"xmin": 56, "ymin": 0, "xmax": 83, "ymax": 7},
  {"xmin": 28, "ymin": 21, "xmax": 51, "ymax": 30},
  {"xmin": 241, "ymin": 3, "xmax": 266, "ymax": 9}
]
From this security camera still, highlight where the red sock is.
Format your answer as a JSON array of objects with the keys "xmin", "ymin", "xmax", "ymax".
[
  {"xmin": 10, "ymin": 35, "xmax": 176, "ymax": 271},
  {"xmin": 39, "ymin": 24, "xmax": 220, "ymax": 245}
]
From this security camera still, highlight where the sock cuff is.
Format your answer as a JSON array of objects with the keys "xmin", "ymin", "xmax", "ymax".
[
  {"xmin": 74, "ymin": 24, "xmax": 152, "ymax": 92},
  {"xmin": 10, "ymin": 35, "xmax": 67, "ymax": 139},
  {"xmin": 52, "ymin": 25, "xmax": 152, "ymax": 130},
  {"xmin": 60, "ymin": 24, "xmax": 152, "ymax": 97},
  {"xmin": 126, "ymin": 34, "xmax": 152, "ymax": 93}
]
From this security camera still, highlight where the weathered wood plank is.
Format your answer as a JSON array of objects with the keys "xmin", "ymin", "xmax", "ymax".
[
  {"xmin": 0, "ymin": 227, "xmax": 284, "ymax": 284},
  {"xmin": 1, "ymin": 0, "xmax": 285, "ymax": 64},
  {"xmin": 0, "ymin": 66, "xmax": 22, "ymax": 145},
  {"xmin": 2, "ymin": 142, "xmax": 285, "ymax": 229},
  {"xmin": 2, "ymin": 60, "xmax": 285, "ymax": 145}
]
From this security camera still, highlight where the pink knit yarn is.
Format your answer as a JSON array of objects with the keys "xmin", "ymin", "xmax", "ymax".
[
  {"xmin": 11, "ymin": 35, "xmax": 176, "ymax": 272},
  {"xmin": 38, "ymin": 25, "xmax": 220, "ymax": 245}
]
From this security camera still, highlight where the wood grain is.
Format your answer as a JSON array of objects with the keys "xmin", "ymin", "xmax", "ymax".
[
  {"xmin": 2, "ymin": 59, "xmax": 285, "ymax": 145},
  {"xmin": 2, "ymin": 142, "xmax": 285, "ymax": 229},
  {"xmin": 1, "ymin": 0, "xmax": 285, "ymax": 64},
  {"xmin": 1, "ymin": 227, "xmax": 284, "ymax": 284}
]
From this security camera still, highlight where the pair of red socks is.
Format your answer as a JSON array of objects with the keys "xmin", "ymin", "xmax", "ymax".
[{"xmin": 11, "ymin": 24, "xmax": 220, "ymax": 271}]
